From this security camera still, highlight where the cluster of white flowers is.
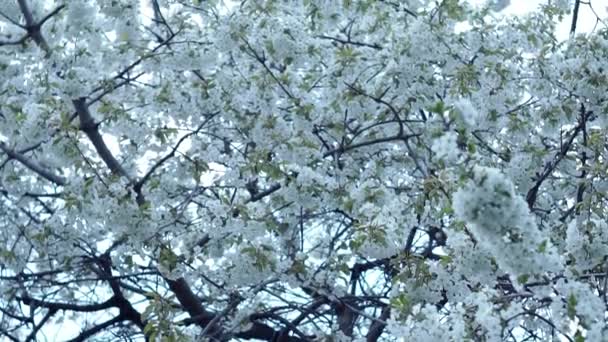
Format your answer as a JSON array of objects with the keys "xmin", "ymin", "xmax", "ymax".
[
  {"xmin": 387, "ymin": 304, "xmax": 467, "ymax": 341},
  {"xmin": 96, "ymin": 0, "xmax": 129, "ymax": 18},
  {"xmin": 453, "ymin": 166, "xmax": 561, "ymax": 281},
  {"xmin": 453, "ymin": 98, "xmax": 481, "ymax": 128},
  {"xmin": 114, "ymin": 18, "xmax": 140, "ymax": 44},
  {"xmin": 66, "ymin": 1, "xmax": 95, "ymax": 33},
  {"xmin": 566, "ymin": 215, "xmax": 608, "ymax": 273},
  {"xmin": 553, "ymin": 279, "xmax": 608, "ymax": 338},
  {"xmin": 438, "ymin": 230, "xmax": 497, "ymax": 287},
  {"xmin": 471, "ymin": 292, "xmax": 502, "ymax": 341},
  {"xmin": 454, "ymin": 166, "xmax": 520, "ymax": 229},
  {"xmin": 222, "ymin": 253, "xmax": 269, "ymax": 287},
  {"xmin": 431, "ymin": 131, "xmax": 460, "ymax": 163}
]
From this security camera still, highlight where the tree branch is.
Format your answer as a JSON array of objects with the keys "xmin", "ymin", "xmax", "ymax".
[
  {"xmin": 570, "ymin": 0, "xmax": 581, "ymax": 35},
  {"xmin": 0, "ymin": 142, "xmax": 66, "ymax": 185},
  {"xmin": 20, "ymin": 296, "xmax": 116, "ymax": 312},
  {"xmin": 316, "ymin": 35, "xmax": 382, "ymax": 50},
  {"xmin": 66, "ymin": 315, "xmax": 125, "ymax": 342},
  {"xmin": 323, "ymin": 132, "xmax": 421, "ymax": 158},
  {"xmin": 25, "ymin": 308, "xmax": 58, "ymax": 342},
  {"xmin": 526, "ymin": 105, "xmax": 590, "ymax": 209},
  {"xmin": 72, "ymin": 98, "xmax": 133, "ymax": 181},
  {"xmin": 16, "ymin": 0, "xmax": 51, "ymax": 54},
  {"xmin": 134, "ymin": 113, "xmax": 219, "ymax": 194},
  {"xmin": 366, "ymin": 305, "xmax": 390, "ymax": 342},
  {"xmin": 166, "ymin": 276, "xmax": 306, "ymax": 341}
]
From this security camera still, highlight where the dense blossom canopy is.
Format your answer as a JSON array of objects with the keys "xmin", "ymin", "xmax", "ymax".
[{"xmin": 0, "ymin": 0, "xmax": 607, "ymax": 341}]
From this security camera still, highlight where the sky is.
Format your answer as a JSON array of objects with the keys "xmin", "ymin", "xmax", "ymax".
[{"xmin": 476, "ymin": 0, "xmax": 607, "ymax": 39}]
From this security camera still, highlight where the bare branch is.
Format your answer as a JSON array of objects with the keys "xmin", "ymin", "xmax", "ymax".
[
  {"xmin": 134, "ymin": 112, "xmax": 219, "ymax": 193},
  {"xmin": 72, "ymin": 98, "xmax": 133, "ymax": 181},
  {"xmin": 0, "ymin": 142, "xmax": 66, "ymax": 185},
  {"xmin": 16, "ymin": 0, "xmax": 51, "ymax": 54},
  {"xmin": 66, "ymin": 315, "xmax": 125, "ymax": 342},
  {"xmin": 570, "ymin": 0, "xmax": 581, "ymax": 35},
  {"xmin": 19, "ymin": 296, "xmax": 116, "ymax": 312},
  {"xmin": 366, "ymin": 306, "xmax": 390, "ymax": 342},
  {"xmin": 526, "ymin": 105, "xmax": 591, "ymax": 209}
]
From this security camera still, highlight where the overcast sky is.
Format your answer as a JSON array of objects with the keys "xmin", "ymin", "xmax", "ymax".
[{"xmin": 476, "ymin": 0, "xmax": 607, "ymax": 39}]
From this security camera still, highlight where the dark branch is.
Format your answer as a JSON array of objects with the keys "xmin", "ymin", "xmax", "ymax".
[
  {"xmin": 25, "ymin": 308, "xmax": 58, "ymax": 342},
  {"xmin": 134, "ymin": 113, "xmax": 219, "ymax": 194},
  {"xmin": 366, "ymin": 306, "xmax": 390, "ymax": 342},
  {"xmin": 0, "ymin": 142, "xmax": 66, "ymax": 185},
  {"xmin": 570, "ymin": 0, "xmax": 581, "ymax": 35},
  {"xmin": 17, "ymin": 0, "xmax": 51, "ymax": 54},
  {"xmin": 526, "ymin": 105, "xmax": 590, "ymax": 209},
  {"xmin": 19, "ymin": 296, "xmax": 116, "ymax": 312},
  {"xmin": 316, "ymin": 35, "xmax": 382, "ymax": 50},
  {"xmin": 66, "ymin": 315, "xmax": 125, "ymax": 342},
  {"xmin": 166, "ymin": 277, "xmax": 306, "ymax": 341},
  {"xmin": 72, "ymin": 98, "xmax": 133, "ymax": 181}
]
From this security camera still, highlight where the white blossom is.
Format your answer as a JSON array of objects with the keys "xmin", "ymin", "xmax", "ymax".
[
  {"xmin": 431, "ymin": 131, "xmax": 460, "ymax": 162},
  {"xmin": 453, "ymin": 98, "xmax": 481, "ymax": 128}
]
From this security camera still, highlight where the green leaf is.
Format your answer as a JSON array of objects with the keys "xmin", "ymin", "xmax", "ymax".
[
  {"xmin": 467, "ymin": 142, "xmax": 476, "ymax": 154},
  {"xmin": 336, "ymin": 46, "xmax": 359, "ymax": 64},
  {"xmin": 0, "ymin": 249, "xmax": 16, "ymax": 262},
  {"xmin": 442, "ymin": 205, "xmax": 454, "ymax": 215},
  {"xmin": 156, "ymin": 84, "xmax": 172, "ymax": 103},
  {"xmin": 517, "ymin": 274, "xmax": 529, "ymax": 284},
  {"xmin": 567, "ymin": 294, "xmax": 577, "ymax": 319},
  {"xmin": 390, "ymin": 293, "xmax": 413, "ymax": 320},
  {"xmin": 139, "ymin": 201, "xmax": 152, "ymax": 213},
  {"xmin": 343, "ymin": 199, "xmax": 354, "ymax": 212},
  {"xmin": 537, "ymin": 240, "xmax": 547, "ymax": 253},
  {"xmin": 144, "ymin": 322, "xmax": 157, "ymax": 338},
  {"xmin": 154, "ymin": 128, "xmax": 168, "ymax": 145},
  {"xmin": 264, "ymin": 39, "xmax": 275, "ymax": 55},
  {"xmin": 159, "ymin": 246, "xmax": 179, "ymax": 272},
  {"xmin": 289, "ymin": 259, "xmax": 307, "ymax": 276},
  {"xmin": 428, "ymin": 101, "xmax": 446, "ymax": 114},
  {"xmin": 125, "ymin": 255, "xmax": 134, "ymax": 267},
  {"xmin": 440, "ymin": 255, "xmax": 453, "ymax": 266},
  {"xmin": 442, "ymin": 0, "xmax": 466, "ymax": 20},
  {"xmin": 98, "ymin": 102, "xmax": 113, "ymax": 114}
]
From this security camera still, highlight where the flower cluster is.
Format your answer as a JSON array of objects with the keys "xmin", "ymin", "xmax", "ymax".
[{"xmin": 453, "ymin": 166, "xmax": 561, "ymax": 281}]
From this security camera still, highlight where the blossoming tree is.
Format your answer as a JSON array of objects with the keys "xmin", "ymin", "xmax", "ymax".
[{"xmin": 0, "ymin": 0, "xmax": 607, "ymax": 340}]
